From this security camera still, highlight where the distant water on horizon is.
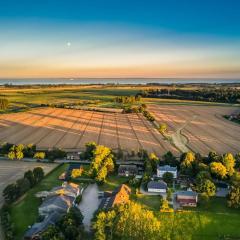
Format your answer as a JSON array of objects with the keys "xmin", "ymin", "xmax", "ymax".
[{"xmin": 1, "ymin": 78, "xmax": 240, "ymax": 85}]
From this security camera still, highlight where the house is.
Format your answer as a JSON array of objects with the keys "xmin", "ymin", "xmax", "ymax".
[
  {"xmin": 24, "ymin": 211, "xmax": 63, "ymax": 240},
  {"xmin": 25, "ymin": 183, "xmax": 79, "ymax": 239},
  {"xmin": 99, "ymin": 184, "xmax": 131, "ymax": 209},
  {"xmin": 51, "ymin": 182, "xmax": 81, "ymax": 198},
  {"xmin": 38, "ymin": 195, "xmax": 74, "ymax": 217},
  {"xmin": 157, "ymin": 165, "xmax": 177, "ymax": 179},
  {"xmin": 66, "ymin": 152, "xmax": 81, "ymax": 160},
  {"xmin": 118, "ymin": 164, "xmax": 138, "ymax": 177},
  {"xmin": 36, "ymin": 182, "xmax": 81, "ymax": 199},
  {"xmin": 176, "ymin": 191, "xmax": 198, "ymax": 207},
  {"xmin": 147, "ymin": 180, "xmax": 167, "ymax": 193}
]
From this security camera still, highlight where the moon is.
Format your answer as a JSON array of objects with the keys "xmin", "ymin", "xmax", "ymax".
[{"xmin": 67, "ymin": 42, "xmax": 71, "ymax": 47}]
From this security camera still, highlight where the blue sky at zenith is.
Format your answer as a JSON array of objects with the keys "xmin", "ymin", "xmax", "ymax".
[{"xmin": 0, "ymin": 0, "xmax": 240, "ymax": 78}]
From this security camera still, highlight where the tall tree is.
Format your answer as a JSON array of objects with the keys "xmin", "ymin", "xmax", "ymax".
[
  {"xmin": 228, "ymin": 184, "xmax": 240, "ymax": 208},
  {"xmin": 33, "ymin": 167, "xmax": 44, "ymax": 183},
  {"xmin": 222, "ymin": 153, "xmax": 235, "ymax": 176},
  {"xmin": 210, "ymin": 162, "xmax": 227, "ymax": 179}
]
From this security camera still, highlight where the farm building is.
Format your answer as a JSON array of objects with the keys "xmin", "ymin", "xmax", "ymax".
[
  {"xmin": 99, "ymin": 184, "xmax": 131, "ymax": 209},
  {"xmin": 66, "ymin": 152, "xmax": 81, "ymax": 160},
  {"xmin": 176, "ymin": 191, "xmax": 198, "ymax": 207},
  {"xmin": 157, "ymin": 165, "xmax": 177, "ymax": 178},
  {"xmin": 147, "ymin": 180, "xmax": 167, "ymax": 193},
  {"xmin": 118, "ymin": 164, "xmax": 138, "ymax": 177}
]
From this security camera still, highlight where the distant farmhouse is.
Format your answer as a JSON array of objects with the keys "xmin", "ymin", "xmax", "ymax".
[
  {"xmin": 176, "ymin": 191, "xmax": 198, "ymax": 207},
  {"xmin": 99, "ymin": 184, "xmax": 131, "ymax": 209},
  {"xmin": 66, "ymin": 152, "xmax": 81, "ymax": 160},
  {"xmin": 147, "ymin": 180, "xmax": 168, "ymax": 193},
  {"xmin": 118, "ymin": 164, "xmax": 138, "ymax": 177},
  {"xmin": 24, "ymin": 182, "xmax": 80, "ymax": 240},
  {"xmin": 157, "ymin": 165, "xmax": 177, "ymax": 179}
]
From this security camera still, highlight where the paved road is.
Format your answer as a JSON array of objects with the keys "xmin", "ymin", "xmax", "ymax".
[{"xmin": 0, "ymin": 160, "xmax": 58, "ymax": 240}]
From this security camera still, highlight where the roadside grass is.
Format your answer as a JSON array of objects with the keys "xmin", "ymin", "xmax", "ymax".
[{"xmin": 10, "ymin": 164, "xmax": 67, "ymax": 240}]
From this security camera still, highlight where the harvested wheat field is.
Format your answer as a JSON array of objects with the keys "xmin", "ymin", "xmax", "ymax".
[
  {"xmin": 0, "ymin": 108, "xmax": 178, "ymax": 156},
  {"xmin": 148, "ymin": 104, "xmax": 240, "ymax": 155}
]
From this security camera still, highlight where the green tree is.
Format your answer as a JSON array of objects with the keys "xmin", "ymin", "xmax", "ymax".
[
  {"xmin": 162, "ymin": 172, "xmax": 174, "ymax": 186},
  {"xmin": 180, "ymin": 151, "xmax": 196, "ymax": 174},
  {"xmin": 160, "ymin": 199, "xmax": 170, "ymax": 211},
  {"xmin": 3, "ymin": 184, "xmax": 17, "ymax": 203},
  {"xmin": 89, "ymin": 145, "xmax": 114, "ymax": 183},
  {"xmin": 24, "ymin": 170, "xmax": 36, "ymax": 187},
  {"xmin": 8, "ymin": 151, "xmax": 15, "ymax": 160},
  {"xmin": 16, "ymin": 151, "xmax": 24, "ymax": 160},
  {"xmin": 222, "ymin": 153, "xmax": 235, "ymax": 176},
  {"xmin": 85, "ymin": 141, "xmax": 97, "ymax": 159},
  {"xmin": 16, "ymin": 178, "xmax": 31, "ymax": 195},
  {"xmin": 158, "ymin": 123, "xmax": 167, "ymax": 134},
  {"xmin": 33, "ymin": 167, "xmax": 44, "ymax": 183},
  {"xmin": 228, "ymin": 184, "xmax": 240, "ymax": 208},
  {"xmin": 15, "ymin": 144, "xmax": 25, "ymax": 152},
  {"xmin": 34, "ymin": 152, "xmax": 46, "ymax": 161},
  {"xmin": 197, "ymin": 179, "xmax": 216, "ymax": 197},
  {"xmin": 210, "ymin": 162, "xmax": 227, "ymax": 179},
  {"xmin": 93, "ymin": 202, "xmax": 162, "ymax": 240},
  {"xmin": 42, "ymin": 225, "xmax": 62, "ymax": 240},
  {"xmin": 0, "ymin": 98, "xmax": 9, "ymax": 110}
]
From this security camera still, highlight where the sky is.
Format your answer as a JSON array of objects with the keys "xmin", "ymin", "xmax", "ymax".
[{"xmin": 0, "ymin": 0, "xmax": 240, "ymax": 79}]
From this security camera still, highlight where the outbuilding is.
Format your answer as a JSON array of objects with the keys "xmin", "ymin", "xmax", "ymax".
[
  {"xmin": 176, "ymin": 191, "xmax": 198, "ymax": 207},
  {"xmin": 147, "ymin": 180, "xmax": 167, "ymax": 193},
  {"xmin": 157, "ymin": 165, "xmax": 177, "ymax": 179}
]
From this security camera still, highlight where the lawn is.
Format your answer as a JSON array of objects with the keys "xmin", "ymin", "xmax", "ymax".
[
  {"xmin": 10, "ymin": 163, "xmax": 68, "ymax": 240},
  {"xmin": 131, "ymin": 194, "xmax": 161, "ymax": 211},
  {"xmin": 155, "ymin": 197, "xmax": 240, "ymax": 240},
  {"xmin": 98, "ymin": 174, "xmax": 131, "ymax": 192}
]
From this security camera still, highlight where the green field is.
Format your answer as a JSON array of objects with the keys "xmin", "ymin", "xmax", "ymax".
[
  {"xmin": 0, "ymin": 85, "xmax": 141, "ymax": 113},
  {"xmin": 1, "ymin": 85, "xmax": 238, "ymax": 114},
  {"xmin": 10, "ymin": 164, "xmax": 67, "ymax": 240}
]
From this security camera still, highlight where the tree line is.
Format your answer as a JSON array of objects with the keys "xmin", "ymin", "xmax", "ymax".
[
  {"xmin": 141, "ymin": 88, "xmax": 240, "ymax": 103},
  {"xmin": 115, "ymin": 95, "xmax": 141, "ymax": 104},
  {"xmin": 0, "ymin": 98, "xmax": 9, "ymax": 110},
  {"xmin": 0, "ymin": 142, "xmax": 66, "ymax": 161},
  {"xmin": 1, "ymin": 167, "xmax": 44, "ymax": 240}
]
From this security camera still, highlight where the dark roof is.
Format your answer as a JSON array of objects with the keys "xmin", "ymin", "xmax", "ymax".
[
  {"xmin": 147, "ymin": 181, "xmax": 167, "ymax": 190},
  {"xmin": 39, "ymin": 195, "xmax": 74, "ymax": 212},
  {"xmin": 99, "ymin": 196, "xmax": 115, "ymax": 209},
  {"xmin": 67, "ymin": 163, "xmax": 82, "ymax": 172},
  {"xmin": 24, "ymin": 212, "xmax": 63, "ymax": 238},
  {"xmin": 216, "ymin": 182, "xmax": 229, "ymax": 188}
]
